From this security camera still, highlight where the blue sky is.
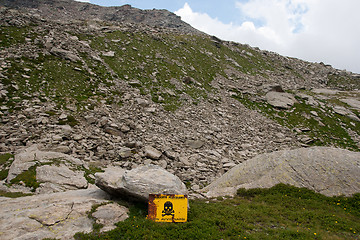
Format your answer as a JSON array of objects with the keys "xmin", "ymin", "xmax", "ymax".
[{"xmin": 77, "ymin": 0, "xmax": 360, "ymax": 74}]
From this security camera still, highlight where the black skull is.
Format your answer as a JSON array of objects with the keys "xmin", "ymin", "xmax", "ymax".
[{"xmin": 162, "ymin": 201, "xmax": 175, "ymax": 217}]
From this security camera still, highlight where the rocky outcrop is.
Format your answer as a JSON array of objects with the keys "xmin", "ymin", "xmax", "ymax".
[
  {"xmin": 3, "ymin": 145, "xmax": 88, "ymax": 194},
  {"xmin": 95, "ymin": 165, "xmax": 188, "ymax": 202},
  {"xmin": 204, "ymin": 147, "xmax": 360, "ymax": 198},
  {"xmin": 0, "ymin": 188, "xmax": 128, "ymax": 240}
]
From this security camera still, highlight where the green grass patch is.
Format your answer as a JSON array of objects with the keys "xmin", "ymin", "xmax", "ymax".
[
  {"xmin": 82, "ymin": 165, "xmax": 104, "ymax": 184},
  {"xmin": 74, "ymin": 184, "xmax": 360, "ymax": 240},
  {"xmin": 327, "ymin": 74, "xmax": 360, "ymax": 91},
  {"xmin": 10, "ymin": 165, "xmax": 39, "ymax": 192},
  {"xmin": 0, "ymin": 153, "xmax": 14, "ymax": 180},
  {"xmin": 58, "ymin": 115, "xmax": 79, "ymax": 127},
  {"xmin": 0, "ymin": 169, "xmax": 9, "ymax": 180},
  {"xmin": 0, "ymin": 153, "xmax": 13, "ymax": 166},
  {"xmin": 0, "ymin": 190, "xmax": 33, "ymax": 198},
  {"xmin": 0, "ymin": 26, "xmax": 27, "ymax": 47}
]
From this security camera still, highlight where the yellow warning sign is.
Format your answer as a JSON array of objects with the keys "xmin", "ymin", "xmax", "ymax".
[{"xmin": 147, "ymin": 194, "xmax": 188, "ymax": 222}]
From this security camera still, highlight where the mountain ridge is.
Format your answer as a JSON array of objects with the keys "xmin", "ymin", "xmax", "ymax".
[{"xmin": 0, "ymin": 0, "xmax": 201, "ymax": 34}]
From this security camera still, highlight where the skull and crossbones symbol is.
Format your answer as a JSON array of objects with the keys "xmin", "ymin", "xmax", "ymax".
[{"xmin": 162, "ymin": 201, "xmax": 175, "ymax": 217}]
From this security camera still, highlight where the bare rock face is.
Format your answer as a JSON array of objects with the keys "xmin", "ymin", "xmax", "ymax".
[
  {"xmin": 204, "ymin": 147, "xmax": 360, "ymax": 198},
  {"xmin": 95, "ymin": 164, "xmax": 188, "ymax": 202},
  {"xmin": 0, "ymin": 188, "xmax": 124, "ymax": 240}
]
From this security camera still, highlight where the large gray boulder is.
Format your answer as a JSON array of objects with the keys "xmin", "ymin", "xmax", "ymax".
[
  {"xmin": 203, "ymin": 147, "xmax": 360, "ymax": 198},
  {"xmin": 95, "ymin": 164, "xmax": 188, "ymax": 202},
  {"xmin": 0, "ymin": 188, "xmax": 128, "ymax": 240},
  {"xmin": 265, "ymin": 91, "xmax": 297, "ymax": 109}
]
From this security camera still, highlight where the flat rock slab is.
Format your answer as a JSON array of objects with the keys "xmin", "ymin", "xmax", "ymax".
[
  {"xmin": 92, "ymin": 203, "xmax": 129, "ymax": 232},
  {"xmin": 36, "ymin": 165, "xmax": 88, "ymax": 194},
  {"xmin": 312, "ymin": 88, "xmax": 340, "ymax": 95},
  {"xmin": 340, "ymin": 98, "xmax": 360, "ymax": 110},
  {"xmin": 144, "ymin": 146, "xmax": 162, "ymax": 160},
  {"xmin": 0, "ymin": 188, "xmax": 119, "ymax": 240},
  {"xmin": 204, "ymin": 147, "xmax": 360, "ymax": 198},
  {"xmin": 95, "ymin": 164, "xmax": 188, "ymax": 202},
  {"xmin": 265, "ymin": 91, "xmax": 297, "ymax": 109}
]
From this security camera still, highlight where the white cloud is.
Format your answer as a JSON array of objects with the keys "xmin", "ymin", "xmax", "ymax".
[
  {"xmin": 74, "ymin": 0, "xmax": 90, "ymax": 2},
  {"xmin": 175, "ymin": 1, "xmax": 360, "ymax": 73}
]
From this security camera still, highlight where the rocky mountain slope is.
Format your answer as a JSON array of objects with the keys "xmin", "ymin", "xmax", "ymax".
[
  {"xmin": 0, "ymin": 0, "xmax": 359, "ymax": 193},
  {"xmin": 0, "ymin": 0, "xmax": 199, "ymax": 34}
]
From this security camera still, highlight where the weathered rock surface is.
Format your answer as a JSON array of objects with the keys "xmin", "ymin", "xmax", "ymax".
[
  {"xmin": 92, "ymin": 203, "xmax": 129, "ymax": 232},
  {"xmin": 341, "ymin": 98, "xmax": 360, "ymax": 110},
  {"xmin": 36, "ymin": 165, "xmax": 88, "ymax": 194},
  {"xmin": 0, "ymin": 188, "xmax": 125, "ymax": 240},
  {"xmin": 4, "ymin": 145, "xmax": 87, "ymax": 194},
  {"xmin": 204, "ymin": 147, "xmax": 360, "ymax": 198},
  {"xmin": 265, "ymin": 91, "xmax": 297, "ymax": 109},
  {"xmin": 7, "ymin": 145, "xmax": 83, "ymax": 182},
  {"xmin": 95, "ymin": 164, "xmax": 188, "ymax": 202},
  {"xmin": 144, "ymin": 145, "xmax": 162, "ymax": 160}
]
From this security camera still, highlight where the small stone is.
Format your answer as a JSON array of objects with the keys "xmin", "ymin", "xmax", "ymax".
[
  {"xmin": 102, "ymin": 51, "xmax": 115, "ymax": 57},
  {"xmin": 53, "ymin": 145, "xmax": 71, "ymax": 154},
  {"xmin": 52, "ymin": 135, "xmax": 63, "ymax": 141},
  {"xmin": 179, "ymin": 156, "xmax": 191, "ymax": 166},
  {"xmin": 145, "ymin": 107, "xmax": 156, "ymax": 113},
  {"xmin": 73, "ymin": 134, "xmax": 83, "ymax": 141},
  {"xmin": 59, "ymin": 113, "xmax": 67, "ymax": 120},
  {"xmin": 124, "ymin": 141, "xmax": 136, "ymax": 148},
  {"xmin": 192, "ymin": 184, "xmax": 200, "ymax": 191},
  {"xmin": 119, "ymin": 147, "xmax": 132, "ymax": 159},
  {"xmin": 136, "ymin": 98, "xmax": 149, "ymax": 107},
  {"xmin": 120, "ymin": 125, "xmax": 131, "ymax": 133},
  {"xmin": 144, "ymin": 146, "xmax": 162, "ymax": 160},
  {"xmin": 158, "ymin": 160, "xmax": 168, "ymax": 169},
  {"xmin": 164, "ymin": 150, "xmax": 177, "ymax": 160},
  {"xmin": 223, "ymin": 162, "xmax": 236, "ymax": 168},
  {"xmin": 104, "ymin": 127, "xmax": 123, "ymax": 136},
  {"xmin": 310, "ymin": 111, "xmax": 318, "ymax": 117},
  {"xmin": 185, "ymin": 140, "xmax": 204, "ymax": 149}
]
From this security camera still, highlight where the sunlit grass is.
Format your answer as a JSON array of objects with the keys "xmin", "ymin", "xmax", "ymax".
[{"xmin": 74, "ymin": 184, "xmax": 360, "ymax": 240}]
